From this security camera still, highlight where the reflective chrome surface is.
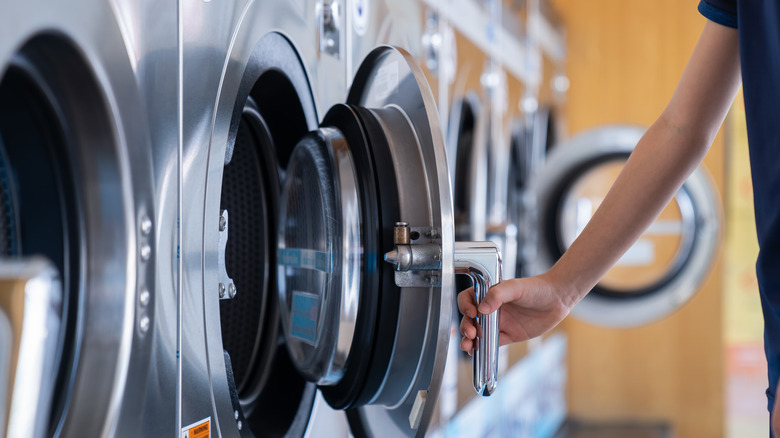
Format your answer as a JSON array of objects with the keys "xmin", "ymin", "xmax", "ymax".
[
  {"xmin": 347, "ymin": 0, "xmax": 422, "ymax": 84},
  {"xmin": 0, "ymin": 259, "xmax": 61, "ymax": 438},
  {"xmin": 528, "ymin": 125, "xmax": 722, "ymax": 327},
  {"xmin": 346, "ymin": 46, "xmax": 453, "ymax": 438},
  {"xmin": 181, "ymin": 2, "xmax": 325, "ymax": 435},
  {"xmin": 453, "ymin": 242, "xmax": 502, "ymax": 396},
  {"xmin": 278, "ymin": 127, "xmax": 361, "ymax": 386}
]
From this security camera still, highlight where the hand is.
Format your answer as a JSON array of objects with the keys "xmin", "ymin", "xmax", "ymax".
[{"xmin": 458, "ymin": 273, "xmax": 574, "ymax": 353}]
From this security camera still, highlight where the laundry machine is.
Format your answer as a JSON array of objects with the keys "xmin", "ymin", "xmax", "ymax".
[
  {"xmin": 180, "ymin": 1, "xmax": 504, "ymax": 436},
  {"xmin": 0, "ymin": 0, "xmax": 163, "ymax": 436},
  {"xmin": 346, "ymin": 0, "xmax": 423, "ymax": 85},
  {"xmin": 527, "ymin": 125, "xmax": 721, "ymax": 327}
]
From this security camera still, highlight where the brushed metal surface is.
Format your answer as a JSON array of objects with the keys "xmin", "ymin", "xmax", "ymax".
[
  {"xmin": 180, "ymin": 2, "xmax": 329, "ymax": 436},
  {"xmin": 0, "ymin": 0, "xmax": 160, "ymax": 435}
]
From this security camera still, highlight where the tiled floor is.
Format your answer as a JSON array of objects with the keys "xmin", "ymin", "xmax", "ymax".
[{"xmin": 727, "ymin": 343, "xmax": 769, "ymax": 438}]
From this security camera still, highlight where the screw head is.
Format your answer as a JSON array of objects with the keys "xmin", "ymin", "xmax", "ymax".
[
  {"xmin": 228, "ymin": 283, "xmax": 236, "ymax": 298},
  {"xmin": 219, "ymin": 214, "xmax": 227, "ymax": 231},
  {"xmin": 139, "ymin": 315, "xmax": 150, "ymax": 334},
  {"xmin": 140, "ymin": 215, "xmax": 152, "ymax": 236},
  {"xmin": 140, "ymin": 244, "xmax": 151, "ymax": 262},
  {"xmin": 139, "ymin": 287, "xmax": 150, "ymax": 307},
  {"xmin": 219, "ymin": 283, "xmax": 226, "ymax": 298}
]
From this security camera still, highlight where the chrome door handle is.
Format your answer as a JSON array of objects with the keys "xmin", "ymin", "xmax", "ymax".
[
  {"xmin": 385, "ymin": 223, "xmax": 502, "ymax": 397},
  {"xmin": 453, "ymin": 241, "xmax": 501, "ymax": 396}
]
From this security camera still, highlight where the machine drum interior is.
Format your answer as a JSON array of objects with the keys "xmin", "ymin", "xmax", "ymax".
[
  {"xmin": 219, "ymin": 104, "xmax": 277, "ymax": 392},
  {"xmin": 217, "ymin": 31, "xmax": 322, "ymax": 437}
]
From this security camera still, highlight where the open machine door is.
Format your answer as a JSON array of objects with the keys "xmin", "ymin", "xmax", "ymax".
[
  {"xmin": 186, "ymin": 29, "xmax": 503, "ymax": 435},
  {"xmin": 527, "ymin": 125, "xmax": 721, "ymax": 327},
  {"xmin": 280, "ymin": 45, "xmax": 502, "ymax": 437}
]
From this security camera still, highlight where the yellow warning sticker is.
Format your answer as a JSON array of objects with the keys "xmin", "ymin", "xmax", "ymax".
[{"xmin": 181, "ymin": 417, "xmax": 210, "ymax": 438}]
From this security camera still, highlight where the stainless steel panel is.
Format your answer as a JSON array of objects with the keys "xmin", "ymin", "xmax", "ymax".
[
  {"xmin": 180, "ymin": 1, "xmax": 332, "ymax": 435},
  {"xmin": 0, "ymin": 0, "xmax": 160, "ymax": 435}
]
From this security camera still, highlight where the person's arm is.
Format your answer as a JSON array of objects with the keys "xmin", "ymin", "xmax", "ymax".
[{"xmin": 459, "ymin": 19, "xmax": 741, "ymax": 350}]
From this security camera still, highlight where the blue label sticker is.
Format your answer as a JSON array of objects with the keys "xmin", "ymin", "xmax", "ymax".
[
  {"xmin": 290, "ymin": 291, "xmax": 319, "ymax": 345},
  {"xmin": 278, "ymin": 248, "xmax": 332, "ymax": 273}
]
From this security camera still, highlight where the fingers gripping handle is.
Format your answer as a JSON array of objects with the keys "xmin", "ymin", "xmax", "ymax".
[
  {"xmin": 453, "ymin": 241, "xmax": 502, "ymax": 396},
  {"xmin": 384, "ymin": 223, "xmax": 502, "ymax": 396}
]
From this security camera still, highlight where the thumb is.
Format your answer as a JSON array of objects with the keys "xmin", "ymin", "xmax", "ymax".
[{"xmin": 477, "ymin": 280, "xmax": 518, "ymax": 314}]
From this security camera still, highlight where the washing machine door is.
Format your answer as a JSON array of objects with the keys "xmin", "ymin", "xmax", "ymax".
[
  {"xmin": 275, "ymin": 46, "xmax": 455, "ymax": 437},
  {"xmin": 528, "ymin": 125, "xmax": 721, "ymax": 327}
]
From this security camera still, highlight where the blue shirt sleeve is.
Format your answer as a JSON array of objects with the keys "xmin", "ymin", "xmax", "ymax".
[{"xmin": 698, "ymin": 0, "xmax": 738, "ymax": 28}]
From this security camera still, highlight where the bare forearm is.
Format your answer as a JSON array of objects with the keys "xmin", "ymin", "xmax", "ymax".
[
  {"xmin": 547, "ymin": 20, "xmax": 741, "ymax": 307},
  {"xmin": 548, "ymin": 117, "xmax": 713, "ymax": 305}
]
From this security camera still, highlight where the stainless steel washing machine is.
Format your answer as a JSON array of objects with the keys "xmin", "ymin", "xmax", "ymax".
[
  {"xmin": 527, "ymin": 125, "xmax": 721, "ymax": 327},
  {"xmin": 180, "ymin": 1, "xmax": 503, "ymax": 436},
  {"xmin": 0, "ymin": 0, "xmax": 162, "ymax": 436},
  {"xmin": 346, "ymin": 0, "xmax": 423, "ymax": 85}
]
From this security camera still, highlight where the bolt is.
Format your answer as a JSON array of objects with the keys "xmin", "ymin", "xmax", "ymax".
[
  {"xmin": 219, "ymin": 283, "xmax": 226, "ymax": 298},
  {"xmin": 237, "ymin": 420, "xmax": 242, "ymax": 431},
  {"xmin": 140, "ymin": 215, "xmax": 152, "ymax": 236},
  {"xmin": 228, "ymin": 283, "xmax": 236, "ymax": 299},
  {"xmin": 140, "ymin": 244, "xmax": 151, "ymax": 262},
  {"xmin": 219, "ymin": 212, "xmax": 227, "ymax": 231},
  {"xmin": 139, "ymin": 287, "xmax": 150, "ymax": 307},
  {"xmin": 139, "ymin": 315, "xmax": 150, "ymax": 334},
  {"xmin": 234, "ymin": 410, "xmax": 239, "ymax": 420}
]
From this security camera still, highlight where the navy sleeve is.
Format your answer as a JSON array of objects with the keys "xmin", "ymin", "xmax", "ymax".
[{"xmin": 698, "ymin": 0, "xmax": 738, "ymax": 28}]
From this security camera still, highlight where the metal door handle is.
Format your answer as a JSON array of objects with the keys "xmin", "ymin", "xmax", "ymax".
[
  {"xmin": 384, "ymin": 223, "xmax": 502, "ymax": 397},
  {"xmin": 453, "ymin": 242, "xmax": 501, "ymax": 396}
]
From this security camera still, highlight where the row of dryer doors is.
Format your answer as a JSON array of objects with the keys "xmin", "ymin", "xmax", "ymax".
[{"xmin": 0, "ymin": 1, "xmax": 722, "ymax": 437}]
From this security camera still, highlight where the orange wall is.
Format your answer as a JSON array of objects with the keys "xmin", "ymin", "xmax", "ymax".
[{"xmin": 549, "ymin": 1, "xmax": 725, "ymax": 437}]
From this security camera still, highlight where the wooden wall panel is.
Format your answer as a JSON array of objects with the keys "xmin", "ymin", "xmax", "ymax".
[{"xmin": 548, "ymin": 1, "xmax": 725, "ymax": 437}]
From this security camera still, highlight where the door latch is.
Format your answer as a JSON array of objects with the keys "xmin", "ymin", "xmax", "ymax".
[{"xmin": 384, "ymin": 222, "xmax": 502, "ymax": 396}]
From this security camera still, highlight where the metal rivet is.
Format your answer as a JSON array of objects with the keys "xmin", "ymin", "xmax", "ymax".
[
  {"xmin": 140, "ymin": 244, "xmax": 151, "ymax": 262},
  {"xmin": 228, "ymin": 283, "xmax": 236, "ymax": 299},
  {"xmin": 140, "ymin": 215, "xmax": 152, "ymax": 236},
  {"xmin": 219, "ymin": 283, "xmax": 225, "ymax": 298},
  {"xmin": 139, "ymin": 315, "xmax": 150, "ymax": 334},
  {"xmin": 219, "ymin": 214, "xmax": 227, "ymax": 231},
  {"xmin": 139, "ymin": 287, "xmax": 150, "ymax": 307},
  {"xmin": 234, "ymin": 410, "xmax": 239, "ymax": 420},
  {"xmin": 237, "ymin": 420, "xmax": 242, "ymax": 431}
]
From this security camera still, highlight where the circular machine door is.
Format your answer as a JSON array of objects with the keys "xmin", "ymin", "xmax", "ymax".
[
  {"xmin": 527, "ymin": 125, "xmax": 721, "ymax": 327},
  {"xmin": 275, "ymin": 46, "xmax": 454, "ymax": 437},
  {"xmin": 0, "ymin": 2, "xmax": 155, "ymax": 437}
]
